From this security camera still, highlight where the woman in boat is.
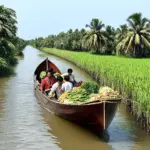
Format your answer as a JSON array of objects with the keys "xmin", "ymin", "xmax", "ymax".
[
  {"xmin": 61, "ymin": 75, "xmax": 73, "ymax": 93},
  {"xmin": 40, "ymin": 70, "xmax": 57, "ymax": 95},
  {"xmin": 48, "ymin": 76, "xmax": 63, "ymax": 99}
]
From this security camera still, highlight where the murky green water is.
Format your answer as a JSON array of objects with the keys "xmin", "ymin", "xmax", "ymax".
[{"xmin": 0, "ymin": 46, "xmax": 150, "ymax": 150}]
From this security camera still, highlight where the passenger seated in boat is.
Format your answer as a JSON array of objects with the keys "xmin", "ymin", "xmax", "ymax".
[
  {"xmin": 40, "ymin": 70, "xmax": 57, "ymax": 95},
  {"xmin": 61, "ymin": 75, "xmax": 73, "ymax": 93},
  {"xmin": 48, "ymin": 68, "xmax": 55, "ymax": 74},
  {"xmin": 62, "ymin": 68, "xmax": 77, "ymax": 86},
  {"xmin": 48, "ymin": 76, "xmax": 63, "ymax": 99}
]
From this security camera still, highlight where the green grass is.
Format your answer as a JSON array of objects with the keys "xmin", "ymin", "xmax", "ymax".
[{"xmin": 42, "ymin": 47, "xmax": 150, "ymax": 116}]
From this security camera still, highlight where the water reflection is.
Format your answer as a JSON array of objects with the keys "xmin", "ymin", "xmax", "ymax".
[{"xmin": 42, "ymin": 108, "xmax": 112, "ymax": 150}]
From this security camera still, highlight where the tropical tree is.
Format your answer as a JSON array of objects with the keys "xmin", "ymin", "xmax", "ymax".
[
  {"xmin": 116, "ymin": 13, "xmax": 150, "ymax": 57},
  {"xmin": 0, "ymin": 39, "xmax": 15, "ymax": 58},
  {"xmin": 0, "ymin": 5, "xmax": 18, "ymax": 65},
  {"xmin": 116, "ymin": 24, "xmax": 128, "ymax": 43},
  {"xmin": 0, "ymin": 5, "xmax": 17, "ymax": 39},
  {"xmin": 115, "ymin": 24, "xmax": 128, "ymax": 55},
  {"xmin": 104, "ymin": 25, "xmax": 116, "ymax": 54},
  {"xmin": 84, "ymin": 18, "xmax": 108, "ymax": 53},
  {"xmin": 11, "ymin": 37, "xmax": 27, "ymax": 55}
]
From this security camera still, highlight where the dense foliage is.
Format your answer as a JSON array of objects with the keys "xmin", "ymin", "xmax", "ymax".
[
  {"xmin": 116, "ymin": 13, "xmax": 150, "ymax": 57},
  {"xmin": 30, "ymin": 13, "xmax": 150, "ymax": 58},
  {"xmin": 0, "ymin": 5, "xmax": 27, "ymax": 76}
]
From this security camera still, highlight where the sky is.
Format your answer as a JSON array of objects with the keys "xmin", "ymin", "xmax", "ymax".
[{"xmin": 0, "ymin": 0, "xmax": 150, "ymax": 40}]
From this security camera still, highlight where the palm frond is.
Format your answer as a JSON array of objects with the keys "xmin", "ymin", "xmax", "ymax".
[
  {"xmin": 93, "ymin": 34, "xmax": 98, "ymax": 47},
  {"xmin": 141, "ymin": 18, "xmax": 150, "ymax": 26},
  {"xmin": 85, "ymin": 24, "xmax": 93, "ymax": 29},
  {"xmin": 126, "ymin": 35, "xmax": 134, "ymax": 53},
  {"xmin": 141, "ymin": 35, "xmax": 150, "ymax": 49},
  {"xmin": 116, "ymin": 43, "xmax": 123, "ymax": 53},
  {"xmin": 91, "ymin": 19, "xmax": 99, "ymax": 29},
  {"xmin": 140, "ymin": 29, "xmax": 150, "ymax": 36},
  {"xmin": 127, "ymin": 19, "xmax": 136, "ymax": 30},
  {"xmin": 135, "ymin": 34, "xmax": 140, "ymax": 45},
  {"xmin": 121, "ymin": 32, "xmax": 133, "ymax": 50},
  {"xmin": 128, "ymin": 13, "xmax": 142, "ymax": 26}
]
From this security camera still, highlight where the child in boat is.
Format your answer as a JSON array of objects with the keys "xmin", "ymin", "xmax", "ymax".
[
  {"xmin": 48, "ymin": 76, "xmax": 63, "ymax": 99},
  {"xmin": 40, "ymin": 70, "xmax": 57, "ymax": 95},
  {"xmin": 61, "ymin": 75, "xmax": 73, "ymax": 93},
  {"xmin": 62, "ymin": 68, "xmax": 77, "ymax": 86}
]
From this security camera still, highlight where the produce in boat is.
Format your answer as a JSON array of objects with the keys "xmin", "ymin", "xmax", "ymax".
[
  {"xmin": 80, "ymin": 82, "xmax": 99, "ymax": 94},
  {"xmin": 58, "ymin": 87, "xmax": 90, "ymax": 104},
  {"xmin": 54, "ymin": 72, "xmax": 61, "ymax": 78},
  {"xmin": 58, "ymin": 83, "xmax": 121, "ymax": 104},
  {"xmin": 40, "ymin": 71, "xmax": 46, "ymax": 79},
  {"xmin": 99, "ymin": 86, "xmax": 114, "ymax": 94}
]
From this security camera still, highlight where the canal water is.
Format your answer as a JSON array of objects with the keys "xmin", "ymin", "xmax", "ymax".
[{"xmin": 0, "ymin": 46, "xmax": 150, "ymax": 150}]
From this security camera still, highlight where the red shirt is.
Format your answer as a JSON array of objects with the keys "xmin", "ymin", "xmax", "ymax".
[{"xmin": 41, "ymin": 76, "xmax": 56, "ymax": 91}]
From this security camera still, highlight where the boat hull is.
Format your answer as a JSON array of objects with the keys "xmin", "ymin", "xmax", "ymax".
[{"xmin": 35, "ymin": 82, "xmax": 119, "ymax": 136}]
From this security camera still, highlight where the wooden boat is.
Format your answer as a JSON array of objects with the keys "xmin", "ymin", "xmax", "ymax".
[{"xmin": 34, "ymin": 58, "xmax": 121, "ymax": 136}]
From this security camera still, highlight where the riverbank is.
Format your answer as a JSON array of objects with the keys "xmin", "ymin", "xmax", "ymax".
[
  {"xmin": 41, "ymin": 47, "xmax": 150, "ymax": 132},
  {"xmin": 0, "ymin": 51, "xmax": 25, "ymax": 77},
  {"xmin": 0, "ymin": 57, "xmax": 13, "ymax": 76}
]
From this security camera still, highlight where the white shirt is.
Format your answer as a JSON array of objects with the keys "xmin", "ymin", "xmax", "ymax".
[
  {"xmin": 61, "ymin": 82, "xmax": 73, "ymax": 92},
  {"xmin": 62, "ymin": 73, "xmax": 75, "ymax": 82},
  {"xmin": 49, "ymin": 82, "xmax": 62, "ymax": 98}
]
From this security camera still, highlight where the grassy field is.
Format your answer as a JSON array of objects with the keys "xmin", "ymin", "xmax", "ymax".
[{"xmin": 42, "ymin": 47, "xmax": 150, "ymax": 116}]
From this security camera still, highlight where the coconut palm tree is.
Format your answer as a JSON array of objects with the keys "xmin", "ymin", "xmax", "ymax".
[
  {"xmin": 116, "ymin": 24, "xmax": 128, "ymax": 43},
  {"xmin": 115, "ymin": 24, "xmax": 128, "ymax": 55},
  {"xmin": 84, "ymin": 19, "xmax": 107, "ymax": 53},
  {"xmin": 116, "ymin": 13, "xmax": 150, "ymax": 57},
  {"xmin": 104, "ymin": 25, "xmax": 116, "ymax": 54}
]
